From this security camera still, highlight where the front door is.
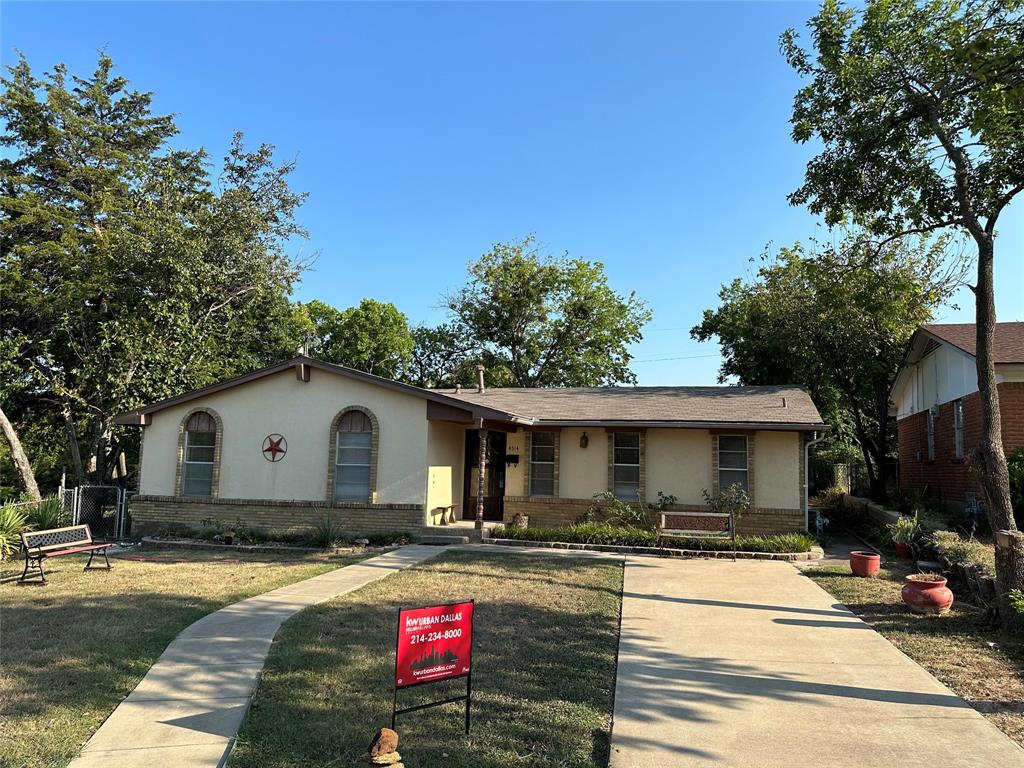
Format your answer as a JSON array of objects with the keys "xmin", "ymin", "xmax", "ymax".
[{"xmin": 463, "ymin": 430, "xmax": 506, "ymax": 521}]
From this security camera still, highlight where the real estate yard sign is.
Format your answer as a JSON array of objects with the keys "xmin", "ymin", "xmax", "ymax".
[{"xmin": 392, "ymin": 600, "xmax": 475, "ymax": 733}]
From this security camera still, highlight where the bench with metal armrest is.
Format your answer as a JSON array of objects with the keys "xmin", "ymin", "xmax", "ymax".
[{"xmin": 19, "ymin": 524, "xmax": 112, "ymax": 584}]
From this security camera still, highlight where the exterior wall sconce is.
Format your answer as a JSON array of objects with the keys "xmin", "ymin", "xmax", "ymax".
[{"xmin": 580, "ymin": 432, "xmax": 589, "ymax": 449}]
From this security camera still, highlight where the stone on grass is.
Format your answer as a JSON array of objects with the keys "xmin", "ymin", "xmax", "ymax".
[
  {"xmin": 367, "ymin": 727, "xmax": 398, "ymax": 757},
  {"xmin": 359, "ymin": 751, "xmax": 402, "ymax": 766}
]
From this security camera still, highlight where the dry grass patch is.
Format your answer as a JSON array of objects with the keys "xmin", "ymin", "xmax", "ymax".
[
  {"xmin": 229, "ymin": 551, "xmax": 623, "ymax": 768},
  {"xmin": 0, "ymin": 547, "xmax": 366, "ymax": 768},
  {"xmin": 805, "ymin": 563, "xmax": 1024, "ymax": 746}
]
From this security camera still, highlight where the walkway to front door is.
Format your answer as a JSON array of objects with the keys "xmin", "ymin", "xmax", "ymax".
[{"xmin": 610, "ymin": 557, "xmax": 1024, "ymax": 767}]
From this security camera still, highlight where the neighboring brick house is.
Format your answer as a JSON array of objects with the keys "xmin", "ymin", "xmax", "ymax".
[
  {"xmin": 891, "ymin": 322, "xmax": 1024, "ymax": 512},
  {"xmin": 114, "ymin": 356, "xmax": 827, "ymax": 537}
]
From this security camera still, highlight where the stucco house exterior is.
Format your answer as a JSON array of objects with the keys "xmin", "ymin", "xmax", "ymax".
[
  {"xmin": 114, "ymin": 356, "xmax": 827, "ymax": 537},
  {"xmin": 891, "ymin": 322, "xmax": 1024, "ymax": 512}
]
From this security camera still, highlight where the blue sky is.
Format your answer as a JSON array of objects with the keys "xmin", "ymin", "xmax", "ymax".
[{"xmin": 4, "ymin": 1, "xmax": 1022, "ymax": 385}]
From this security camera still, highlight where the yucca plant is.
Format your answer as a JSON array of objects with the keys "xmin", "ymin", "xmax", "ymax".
[
  {"xmin": 0, "ymin": 502, "xmax": 30, "ymax": 561},
  {"xmin": 28, "ymin": 496, "xmax": 64, "ymax": 531},
  {"xmin": 309, "ymin": 518, "xmax": 346, "ymax": 548}
]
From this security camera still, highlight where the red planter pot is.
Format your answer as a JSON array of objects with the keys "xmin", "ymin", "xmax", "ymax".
[
  {"xmin": 894, "ymin": 542, "xmax": 912, "ymax": 559},
  {"xmin": 902, "ymin": 574, "xmax": 954, "ymax": 614},
  {"xmin": 849, "ymin": 550, "xmax": 881, "ymax": 577}
]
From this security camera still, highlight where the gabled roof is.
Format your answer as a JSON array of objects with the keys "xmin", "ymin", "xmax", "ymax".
[
  {"xmin": 920, "ymin": 322, "xmax": 1024, "ymax": 364},
  {"xmin": 114, "ymin": 356, "xmax": 827, "ymax": 430},
  {"xmin": 113, "ymin": 357, "xmax": 526, "ymax": 426},
  {"xmin": 432, "ymin": 384, "xmax": 826, "ymax": 429}
]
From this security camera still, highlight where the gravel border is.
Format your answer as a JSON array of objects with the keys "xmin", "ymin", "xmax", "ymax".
[{"xmin": 481, "ymin": 536, "xmax": 825, "ymax": 561}]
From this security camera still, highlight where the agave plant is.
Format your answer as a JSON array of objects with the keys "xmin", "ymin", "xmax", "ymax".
[
  {"xmin": 0, "ymin": 502, "xmax": 30, "ymax": 561},
  {"xmin": 28, "ymin": 496, "xmax": 64, "ymax": 531}
]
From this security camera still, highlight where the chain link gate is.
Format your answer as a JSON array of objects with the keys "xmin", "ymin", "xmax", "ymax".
[{"xmin": 60, "ymin": 485, "xmax": 132, "ymax": 540}]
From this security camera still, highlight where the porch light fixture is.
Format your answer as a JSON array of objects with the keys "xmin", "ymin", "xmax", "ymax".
[{"xmin": 580, "ymin": 432, "xmax": 589, "ymax": 449}]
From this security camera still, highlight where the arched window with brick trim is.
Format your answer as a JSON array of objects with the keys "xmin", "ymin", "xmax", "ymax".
[
  {"xmin": 176, "ymin": 408, "xmax": 223, "ymax": 498},
  {"xmin": 328, "ymin": 407, "xmax": 379, "ymax": 503}
]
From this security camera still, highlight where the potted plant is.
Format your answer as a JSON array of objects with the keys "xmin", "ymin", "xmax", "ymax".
[
  {"xmin": 888, "ymin": 514, "xmax": 919, "ymax": 559},
  {"xmin": 901, "ymin": 573, "xmax": 954, "ymax": 614},
  {"xmin": 849, "ymin": 550, "xmax": 881, "ymax": 577},
  {"xmin": 222, "ymin": 529, "xmax": 236, "ymax": 546}
]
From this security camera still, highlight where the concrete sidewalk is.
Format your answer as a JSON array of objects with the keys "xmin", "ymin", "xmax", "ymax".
[
  {"xmin": 69, "ymin": 545, "xmax": 443, "ymax": 768},
  {"xmin": 610, "ymin": 557, "xmax": 1024, "ymax": 768}
]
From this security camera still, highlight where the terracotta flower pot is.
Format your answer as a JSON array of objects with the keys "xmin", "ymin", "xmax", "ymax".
[
  {"xmin": 894, "ymin": 542, "xmax": 912, "ymax": 559},
  {"xmin": 849, "ymin": 550, "xmax": 881, "ymax": 577},
  {"xmin": 902, "ymin": 574, "xmax": 954, "ymax": 614}
]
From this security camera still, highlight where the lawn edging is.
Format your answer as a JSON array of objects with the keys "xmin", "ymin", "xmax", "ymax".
[{"xmin": 482, "ymin": 536, "xmax": 825, "ymax": 561}]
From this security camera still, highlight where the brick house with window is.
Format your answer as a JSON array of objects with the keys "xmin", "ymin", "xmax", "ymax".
[
  {"xmin": 891, "ymin": 322, "xmax": 1024, "ymax": 512},
  {"xmin": 114, "ymin": 356, "xmax": 826, "ymax": 537}
]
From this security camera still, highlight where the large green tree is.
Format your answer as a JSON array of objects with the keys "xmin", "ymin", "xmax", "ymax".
[
  {"xmin": 298, "ymin": 298, "xmax": 414, "ymax": 379},
  {"xmin": 0, "ymin": 54, "xmax": 308, "ymax": 489},
  {"xmin": 693, "ymin": 234, "xmax": 959, "ymax": 500},
  {"xmin": 444, "ymin": 237, "xmax": 651, "ymax": 387},
  {"xmin": 781, "ymin": 0, "xmax": 1024, "ymax": 620},
  {"xmin": 402, "ymin": 323, "xmax": 481, "ymax": 389}
]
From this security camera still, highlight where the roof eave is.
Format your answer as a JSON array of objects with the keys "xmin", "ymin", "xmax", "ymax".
[{"xmin": 530, "ymin": 419, "xmax": 829, "ymax": 431}]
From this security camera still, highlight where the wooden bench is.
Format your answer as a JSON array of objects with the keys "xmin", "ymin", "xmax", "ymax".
[{"xmin": 19, "ymin": 524, "xmax": 112, "ymax": 584}]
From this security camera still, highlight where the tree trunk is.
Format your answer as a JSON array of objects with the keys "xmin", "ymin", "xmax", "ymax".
[
  {"xmin": 0, "ymin": 405, "xmax": 41, "ymax": 501},
  {"xmin": 970, "ymin": 237, "xmax": 1022, "ymax": 627},
  {"xmin": 60, "ymin": 401, "xmax": 86, "ymax": 485}
]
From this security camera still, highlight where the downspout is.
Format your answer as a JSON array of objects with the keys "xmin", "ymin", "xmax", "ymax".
[{"xmin": 804, "ymin": 430, "xmax": 827, "ymax": 531}]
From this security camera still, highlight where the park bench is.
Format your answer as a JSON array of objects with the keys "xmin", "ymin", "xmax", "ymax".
[{"xmin": 19, "ymin": 524, "xmax": 112, "ymax": 584}]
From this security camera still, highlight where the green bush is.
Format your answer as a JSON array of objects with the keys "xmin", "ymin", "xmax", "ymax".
[
  {"xmin": 490, "ymin": 523, "xmax": 816, "ymax": 553},
  {"xmin": 664, "ymin": 532, "xmax": 817, "ymax": 553},
  {"xmin": 492, "ymin": 523, "xmax": 659, "ymax": 547},
  {"xmin": 0, "ymin": 502, "xmax": 30, "ymax": 560},
  {"xmin": 26, "ymin": 496, "xmax": 65, "ymax": 530},
  {"xmin": 929, "ymin": 529, "xmax": 995, "ymax": 574}
]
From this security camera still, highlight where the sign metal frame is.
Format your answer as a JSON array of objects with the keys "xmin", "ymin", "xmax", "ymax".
[{"xmin": 391, "ymin": 599, "xmax": 475, "ymax": 734}]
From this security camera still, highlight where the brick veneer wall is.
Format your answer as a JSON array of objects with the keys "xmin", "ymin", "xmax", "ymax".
[
  {"xmin": 897, "ymin": 381, "xmax": 1024, "ymax": 508},
  {"xmin": 130, "ymin": 495, "xmax": 427, "ymax": 537},
  {"xmin": 502, "ymin": 496, "xmax": 804, "ymax": 535}
]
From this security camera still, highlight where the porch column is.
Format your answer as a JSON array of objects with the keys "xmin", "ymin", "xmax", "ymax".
[{"xmin": 476, "ymin": 423, "xmax": 488, "ymax": 529}]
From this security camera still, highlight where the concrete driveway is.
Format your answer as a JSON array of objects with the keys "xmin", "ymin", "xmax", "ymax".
[{"xmin": 610, "ymin": 557, "xmax": 1024, "ymax": 768}]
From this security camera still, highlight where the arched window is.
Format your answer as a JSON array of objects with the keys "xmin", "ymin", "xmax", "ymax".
[
  {"xmin": 328, "ymin": 407, "xmax": 378, "ymax": 503},
  {"xmin": 177, "ymin": 409, "xmax": 221, "ymax": 498}
]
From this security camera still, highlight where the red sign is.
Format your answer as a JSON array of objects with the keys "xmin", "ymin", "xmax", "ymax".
[{"xmin": 395, "ymin": 601, "xmax": 474, "ymax": 688}]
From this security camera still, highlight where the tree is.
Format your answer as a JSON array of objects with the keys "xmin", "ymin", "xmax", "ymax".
[
  {"xmin": 299, "ymin": 298, "xmax": 414, "ymax": 379},
  {"xmin": 781, "ymin": 0, "xmax": 1024, "ymax": 621},
  {"xmin": 693, "ymin": 233, "xmax": 960, "ymax": 499},
  {"xmin": 445, "ymin": 237, "xmax": 651, "ymax": 387},
  {"xmin": 0, "ymin": 54, "xmax": 307, "ymax": 488},
  {"xmin": 402, "ymin": 323, "xmax": 481, "ymax": 389}
]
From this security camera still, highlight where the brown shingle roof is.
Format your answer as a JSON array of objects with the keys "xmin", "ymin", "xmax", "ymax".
[
  {"xmin": 432, "ymin": 384, "xmax": 825, "ymax": 428},
  {"xmin": 921, "ymin": 322, "xmax": 1024, "ymax": 363}
]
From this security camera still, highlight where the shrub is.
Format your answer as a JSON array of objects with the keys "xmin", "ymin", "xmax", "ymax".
[
  {"xmin": 366, "ymin": 531, "xmax": 413, "ymax": 546},
  {"xmin": 492, "ymin": 523, "xmax": 659, "ymax": 547},
  {"xmin": 929, "ymin": 529, "xmax": 995, "ymax": 574},
  {"xmin": 888, "ymin": 514, "xmax": 920, "ymax": 545},
  {"xmin": 0, "ymin": 502, "xmax": 30, "ymax": 561},
  {"xmin": 662, "ymin": 532, "xmax": 817, "ymax": 553},
  {"xmin": 26, "ymin": 496, "xmax": 65, "ymax": 530},
  {"xmin": 579, "ymin": 491, "xmax": 677, "ymax": 529},
  {"xmin": 490, "ymin": 524, "xmax": 816, "ymax": 553},
  {"xmin": 811, "ymin": 484, "xmax": 847, "ymax": 507},
  {"xmin": 702, "ymin": 484, "xmax": 751, "ymax": 529},
  {"xmin": 309, "ymin": 519, "xmax": 348, "ymax": 548}
]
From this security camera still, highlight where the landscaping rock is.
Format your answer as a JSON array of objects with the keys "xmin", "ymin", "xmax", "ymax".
[
  {"xmin": 367, "ymin": 728, "xmax": 398, "ymax": 757},
  {"xmin": 355, "ymin": 538, "xmax": 370, "ymax": 547},
  {"xmin": 360, "ymin": 751, "xmax": 402, "ymax": 766}
]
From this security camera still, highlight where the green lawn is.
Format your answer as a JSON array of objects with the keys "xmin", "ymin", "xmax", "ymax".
[
  {"xmin": 0, "ymin": 547, "xmax": 366, "ymax": 768},
  {"xmin": 229, "ymin": 551, "xmax": 624, "ymax": 768},
  {"xmin": 805, "ymin": 563, "xmax": 1024, "ymax": 747}
]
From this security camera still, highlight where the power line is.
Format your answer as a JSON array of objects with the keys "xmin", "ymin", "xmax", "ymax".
[{"xmin": 632, "ymin": 353, "xmax": 722, "ymax": 364}]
